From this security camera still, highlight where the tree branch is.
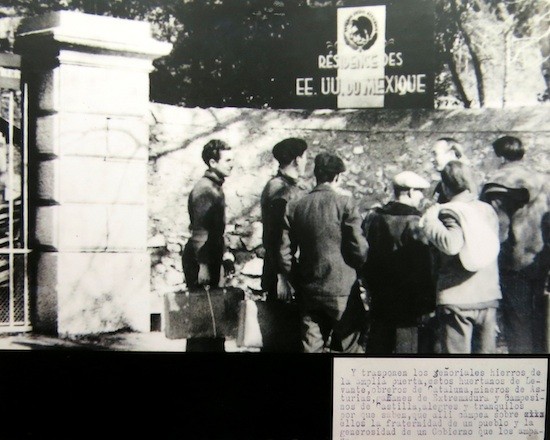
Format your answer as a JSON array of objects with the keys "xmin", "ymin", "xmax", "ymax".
[
  {"xmin": 452, "ymin": 0, "xmax": 485, "ymax": 106},
  {"xmin": 443, "ymin": 33, "xmax": 472, "ymax": 107}
]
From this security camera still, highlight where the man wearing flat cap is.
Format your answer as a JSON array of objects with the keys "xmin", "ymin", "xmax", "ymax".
[
  {"xmin": 362, "ymin": 171, "xmax": 435, "ymax": 354},
  {"xmin": 260, "ymin": 138, "xmax": 308, "ymax": 351},
  {"xmin": 279, "ymin": 152, "xmax": 368, "ymax": 353}
]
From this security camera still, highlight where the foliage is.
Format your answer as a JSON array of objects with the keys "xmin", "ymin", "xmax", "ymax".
[
  {"xmin": 152, "ymin": 1, "xmax": 301, "ymax": 107},
  {"xmin": 434, "ymin": 0, "xmax": 550, "ymax": 108},
  {"xmin": 1, "ymin": 0, "xmax": 548, "ymax": 108}
]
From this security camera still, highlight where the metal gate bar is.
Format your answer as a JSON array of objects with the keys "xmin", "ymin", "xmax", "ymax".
[
  {"xmin": 0, "ymin": 84, "xmax": 31, "ymax": 332},
  {"xmin": 8, "ymin": 89, "xmax": 14, "ymax": 328},
  {"xmin": 23, "ymin": 83, "xmax": 29, "ymax": 328}
]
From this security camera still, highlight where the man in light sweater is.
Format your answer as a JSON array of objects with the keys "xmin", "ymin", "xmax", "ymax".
[{"xmin": 421, "ymin": 161, "xmax": 501, "ymax": 353}]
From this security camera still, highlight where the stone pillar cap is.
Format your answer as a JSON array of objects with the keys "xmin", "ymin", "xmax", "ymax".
[{"xmin": 17, "ymin": 10, "xmax": 172, "ymax": 59}]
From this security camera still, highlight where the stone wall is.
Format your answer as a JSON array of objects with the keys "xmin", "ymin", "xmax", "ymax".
[{"xmin": 147, "ymin": 103, "xmax": 550, "ymax": 314}]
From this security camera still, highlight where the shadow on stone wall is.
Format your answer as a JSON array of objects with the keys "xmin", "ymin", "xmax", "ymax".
[{"xmin": 147, "ymin": 104, "xmax": 550, "ymax": 311}]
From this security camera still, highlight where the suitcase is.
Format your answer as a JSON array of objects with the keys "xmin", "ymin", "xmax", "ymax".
[{"xmin": 164, "ymin": 287, "xmax": 244, "ymax": 339}]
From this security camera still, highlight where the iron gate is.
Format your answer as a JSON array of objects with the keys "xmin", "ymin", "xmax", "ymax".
[{"xmin": 0, "ymin": 53, "xmax": 31, "ymax": 332}]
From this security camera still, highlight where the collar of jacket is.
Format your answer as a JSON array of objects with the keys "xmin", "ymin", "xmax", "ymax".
[
  {"xmin": 277, "ymin": 170, "xmax": 298, "ymax": 186},
  {"xmin": 491, "ymin": 162, "xmax": 545, "ymax": 200},
  {"xmin": 499, "ymin": 161, "xmax": 522, "ymax": 171},
  {"xmin": 448, "ymin": 190, "xmax": 476, "ymax": 203},
  {"xmin": 482, "ymin": 182, "xmax": 530, "ymax": 204},
  {"xmin": 378, "ymin": 201, "xmax": 421, "ymax": 216},
  {"xmin": 204, "ymin": 168, "xmax": 225, "ymax": 187},
  {"xmin": 310, "ymin": 182, "xmax": 334, "ymax": 193}
]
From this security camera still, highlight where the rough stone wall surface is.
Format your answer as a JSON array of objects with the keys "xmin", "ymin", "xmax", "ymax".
[{"xmin": 148, "ymin": 103, "xmax": 550, "ymax": 310}]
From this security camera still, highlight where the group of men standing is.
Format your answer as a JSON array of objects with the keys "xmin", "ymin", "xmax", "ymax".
[{"xmin": 181, "ymin": 135, "xmax": 549, "ymax": 354}]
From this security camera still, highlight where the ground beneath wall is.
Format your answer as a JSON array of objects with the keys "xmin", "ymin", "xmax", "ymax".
[{"xmin": 0, "ymin": 331, "xmax": 258, "ymax": 352}]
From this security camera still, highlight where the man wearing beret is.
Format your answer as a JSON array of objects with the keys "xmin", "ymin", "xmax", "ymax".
[
  {"xmin": 260, "ymin": 138, "xmax": 308, "ymax": 351},
  {"xmin": 279, "ymin": 152, "xmax": 368, "ymax": 353},
  {"xmin": 362, "ymin": 171, "xmax": 435, "ymax": 354},
  {"xmin": 261, "ymin": 138, "xmax": 308, "ymax": 301},
  {"xmin": 182, "ymin": 139, "xmax": 234, "ymax": 352}
]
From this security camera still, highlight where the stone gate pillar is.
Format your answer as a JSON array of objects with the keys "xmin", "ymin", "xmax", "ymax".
[{"xmin": 16, "ymin": 11, "xmax": 172, "ymax": 336}]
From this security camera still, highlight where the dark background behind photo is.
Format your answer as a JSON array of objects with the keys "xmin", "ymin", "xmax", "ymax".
[
  {"xmin": 0, "ymin": 351, "xmax": 333, "ymax": 439},
  {"xmin": 0, "ymin": 0, "xmax": 548, "ymax": 438}
]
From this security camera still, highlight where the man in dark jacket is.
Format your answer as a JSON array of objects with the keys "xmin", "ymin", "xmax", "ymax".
[
  {"xmin": 481, "ymin": 135, "xmax": 550, "ymax": 353},
  {"xmin": 279, "ymin": 153, "xmax": 368, "ymax": 353},
  {"xmin": 261, "ymin": 138, "xmax": 308, "ymax": 300},
  {"xmin": 259, "ymin": 138, "xmax": 308, "ymax": 352},
  {"xmin": 182, "ymin": 139, "xmax": 233, "ymax": 351},
  {"xmin": 363, "ymin": 171, "xmax": 435, "ymax": 354}
]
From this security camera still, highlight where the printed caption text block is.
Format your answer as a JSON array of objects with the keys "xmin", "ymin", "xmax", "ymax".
[{"xmin": 333, "ymin": 357, "xmax": 547, "ymax": 440}]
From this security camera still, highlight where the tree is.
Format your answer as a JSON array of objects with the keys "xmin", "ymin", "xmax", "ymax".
[{"xmin": 434, "ymin": 0, "xmax": 549, "ymax": 108}]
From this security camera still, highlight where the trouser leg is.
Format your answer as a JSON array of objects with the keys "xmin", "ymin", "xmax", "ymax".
[
  {"xmin": 331, "ymin": 293, "xmax": 366, "ymax": 354},
  {"xmin": 418, "ymin": 315, "xmax": 440, "ymax": 354},
  {"xmin": 182, "ymin": 242, "xmax": 199, "ymax": 290},
  {"xmin": 367, "ymin": 319, "xmax": 396, "ymax": 354},
  {"xmin": 532, "ymin": 279, "xmax": 547, "ymax": 354},
  {"xmin": 259, "ymin": 300, "xmax": 301, "ymax": 353},
  {"xmin": 336, "ymin": 330, "xmax": 364, "ymax": 354},
  {"xmin": 395, "ymin": 326, "xmax": 418, "ymax": 354},
  {"xmin": 301, "ymin": 312, "xmax": 327, "ymax": 353},
  {"xmin": 438, "ymin": 306, "xmax": 474, "ymax": 354},
  {"xmin": 501, "ymin": 274, "xmax": 534, "ymax": 353},
  {"xmin": 473, "ymin": 307, "xmax": 497, "ymax": 354},
  {"xmin": 300, "ymin": 291, "xmax": 366, "ymax": 354}
]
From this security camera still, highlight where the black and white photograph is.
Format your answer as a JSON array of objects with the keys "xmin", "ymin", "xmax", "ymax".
[{"xmin": 0, "ymin": 0, "xmax": 548, "ymax": 438}]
